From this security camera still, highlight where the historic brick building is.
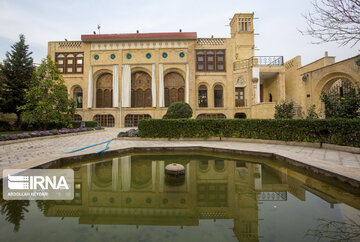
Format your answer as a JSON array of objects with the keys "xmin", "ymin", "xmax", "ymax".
[{"xmin": 47, "ymin": 13, "xmax": 359, "ymax": 127}]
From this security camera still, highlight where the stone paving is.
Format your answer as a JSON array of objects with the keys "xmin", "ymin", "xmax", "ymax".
[{"xmin": 1, "ymin": 128, "xmax": 360, "ymax": 184}]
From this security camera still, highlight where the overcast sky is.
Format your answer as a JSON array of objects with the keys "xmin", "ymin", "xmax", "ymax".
[{"xmin": 0, "ymin": 0, "xmax": 358, "ymax": 65}]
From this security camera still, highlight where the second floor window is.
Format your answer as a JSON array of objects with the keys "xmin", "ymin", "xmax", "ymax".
[
  {"xmin": 55, "ymin": 52, "xmax": 84, "ymax": 74},
  {"xmin": 196, "ymin": 50, "xmax": 225, "ymax": 72}
]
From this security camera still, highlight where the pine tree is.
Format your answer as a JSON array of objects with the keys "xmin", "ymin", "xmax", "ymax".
[
  {"xmin": 18, "ymin": 55, "xmax": 75, "ymax": 129},
  {"xmin": 0, "ymin": 34, "xmax": 34, "ymax": 127}
]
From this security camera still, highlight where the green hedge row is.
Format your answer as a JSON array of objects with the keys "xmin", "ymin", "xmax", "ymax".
[{"xmin": 138, "ymin": 119, "xmax": 360, "ymax": 147}]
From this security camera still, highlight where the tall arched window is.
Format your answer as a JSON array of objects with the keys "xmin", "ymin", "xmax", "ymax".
[
  {"xmin": 214, "ymin": 85, "xmax": 223, "ymax": 107},
  {"xmin": 198, "ymin": 85, "xmax": 208, "ymax": 107},
  {"xmin": 164, "ymin": 72, "xmax": 185, "ymax": 107},
  {"xmin": 96, "ymin": 73, "xmax": 113, "ymax": 108},
  {"xmin": 73, "ymin": 86, "xmax": 83, "ymax": 108},
  {"xmin": 131, "ymin": 71, "xmax": 152, "ymax": 107}
]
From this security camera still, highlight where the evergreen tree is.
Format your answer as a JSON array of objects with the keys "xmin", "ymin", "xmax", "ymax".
[
  {"xmin": 0, "ymin": 34, "xmax": 34, "ymax": 127},
  {"xmin": 17, "ymin": 55, "xmax": 75, "ymax": 129}
]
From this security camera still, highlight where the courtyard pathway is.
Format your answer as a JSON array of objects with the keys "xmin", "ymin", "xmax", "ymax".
[{"xmin": 1, "ymin": 128, "xmax": 360, "ymax": 184}]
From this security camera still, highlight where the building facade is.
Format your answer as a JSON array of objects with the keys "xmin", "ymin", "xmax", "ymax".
[{"xmin": 47, "ymin": 13, "xmax": 359, "ymax": 127}]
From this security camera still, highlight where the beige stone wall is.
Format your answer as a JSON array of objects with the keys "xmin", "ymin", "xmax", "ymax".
[
  {"xmin": 47, "ymin": 13, "xmax": 292, "ymax": 127},
  {"xmin": 284, "ymin": 54, "xmax": 360, "ymax": 117},
  {"xmin": 250, "ymin": 103, "xmax": 276, "ymax": 119}
]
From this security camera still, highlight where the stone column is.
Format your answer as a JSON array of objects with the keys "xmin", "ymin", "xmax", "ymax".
[
  {"xmin": 87, "ymin": 66, "xmax": 93, "ymax": 108},
  {"xmin": 121, "ymin": 65, "xmax": 131, "ymax": 107},
  {"xmin": 112, "ymin": 65, "xmax": 119, "ymax": 108},
  {"xmin": 185, "ymin": 64, "xmax": 190, "ymax": 104},
  {"xmin": 158, "ymin": 64, "xmax": 164, "ymax": 107},
  {"xmin": 152, "ymin": 64, "xmax": 157, "ymax": 107}
]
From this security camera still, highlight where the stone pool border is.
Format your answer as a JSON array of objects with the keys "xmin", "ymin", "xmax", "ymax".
[
  {"xmin": 116, "ymin": 137, "xmax": 360, "ymax": 154},
  {"xmin": 8, "ymin": 145, "xmax": 358, "ymax": 191}
]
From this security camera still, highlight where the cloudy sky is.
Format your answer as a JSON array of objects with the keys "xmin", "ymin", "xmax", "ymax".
[{"xmin": 0, "ymin": 0, "xmax": 358, "ymax": 65}]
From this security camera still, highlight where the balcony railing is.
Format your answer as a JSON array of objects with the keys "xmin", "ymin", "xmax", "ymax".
[{"xmin": 233, "ymin": 56, "xmax": 284, "ymax": 71}]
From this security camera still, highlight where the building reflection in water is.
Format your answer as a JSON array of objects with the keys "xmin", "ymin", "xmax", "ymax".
[{"xmin": 40, "ymin": 155, "xmax": 360, "ymax": 242}]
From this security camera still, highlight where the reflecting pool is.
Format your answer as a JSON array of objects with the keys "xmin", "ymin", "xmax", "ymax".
[{"xmin": 1, "ymin": 152, "xmax": 360, "ymax": 242}]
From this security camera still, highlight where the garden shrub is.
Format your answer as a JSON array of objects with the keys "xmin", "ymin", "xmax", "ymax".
[
  {"xmin": 0, "ymin": 121, "xmax": 11, "ymax": 131},
  {"xmin": 274, "ymin": 101, "xmax": 294, "ymax": 119},
  {"xmin": 138, "ymin": 119, "xmax": 360, "ymax": 147},
  {"xmin": 164, "ymin": 102, "xmax": 193, "ymax": 119}
]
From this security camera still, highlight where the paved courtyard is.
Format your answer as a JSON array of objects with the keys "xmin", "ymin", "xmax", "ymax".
[{"xmin": 1, "ymin": 128, "xmax": 360, "ymax": 183}]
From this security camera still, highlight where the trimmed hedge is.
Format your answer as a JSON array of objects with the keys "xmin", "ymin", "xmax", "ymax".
[{"xmin": 138, "ymin": 119, "xmax": 360, "ymax": 147}]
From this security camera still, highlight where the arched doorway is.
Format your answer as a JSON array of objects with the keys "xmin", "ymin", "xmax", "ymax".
[
  {"xmin": 322, "ymin": 77, "xmax": 354, "ymax": 97},
  {"xmin": 131, "ymin": 71, "xmax": 152, "ymax": 107},
  {"xmin": 96, "ymin": 73, "xmax": 113, "ymax": 108},
  {"xmin": 164, "ymin": 72, "xmax": 185, "ymax": 107},
  {"xmin": 234, "ymin": 113, "xmax": 247, "ymax": 119}
]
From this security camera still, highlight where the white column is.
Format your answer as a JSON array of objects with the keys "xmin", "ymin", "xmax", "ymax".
[
  {"xmin": 121, "ymin": 156, "xmax": 131, "ymax": 191},
  {"xmin": 112, "ymin": 65, "xmax": 119, "ymax": 108},
  {"xmin": 112, "ymin": 158, "xmax": 119, "ymax": 191},
  {"xmin": 185, "ymin": 64, "xmax": 189, "ymax": 103},
  {"xmin": 151, "ymin": 64, "xmax": 156, "ymax": 107},
  {"xmin": 121, "ymin": 65, "xmax": 131, "ymax": 107},
  {"xmin": 158, "ymin": 64, "xmax": 164, "ymax": 107},
  {"xmin": 87, "ymin": 66, "xmax": 93, "ymax": 108},
  {"xmin": 252, "ymin": 67, "xmax": 260, "ymax": 103}
]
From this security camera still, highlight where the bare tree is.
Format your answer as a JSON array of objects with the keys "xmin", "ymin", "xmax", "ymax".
[{"xmin": 300, "ymin": 0, "xmax": 360, "ymax": 47}]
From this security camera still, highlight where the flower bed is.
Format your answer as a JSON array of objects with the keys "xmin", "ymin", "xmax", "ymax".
[
  {"xmin": 0, "ymin": 127, "xmax": 102, "ymax": 142},
  {"xmin": 117, "ymin": 129, "xmax": 138, "ymax": 138}
]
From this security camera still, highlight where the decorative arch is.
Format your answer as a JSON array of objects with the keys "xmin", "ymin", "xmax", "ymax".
[
  {"xmin": 234, "ymin": 113, "xmax": 247, "ymax": 119},
  {"xmin": 73, "ymin": 114, "xmax": 82, "ymax": 121},
  {"xmin": 164, "ymin": 68, "xmax": 186, "ymax": 79},
  {"xmin": 96, "ymin": 73, "xmax": 113, "ymax": 108},
  {"xmin": 314, "ymin": 72, "xmax": 358, "ymax": 99},
  {"xmin": 313, "ymin": 72, "xmax": 358, "ymax": 112},
  {"xmin": 131, "ymin": 71, "xmax": 152, "ymax": 107},
  {"xmin": 164, "ymin": 72, "xmax": 185, "ymax": 107}
]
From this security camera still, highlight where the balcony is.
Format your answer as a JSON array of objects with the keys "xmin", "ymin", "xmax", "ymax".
[{"xmin": 233, "ymin": 56, "xmax": 284, "ymax": 71}]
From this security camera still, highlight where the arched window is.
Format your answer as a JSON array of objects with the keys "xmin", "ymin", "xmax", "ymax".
[
  {"xmin": 198, "ymin": 85, "xmax": 208, "ymax": 107},
  {"xmin": 164, "ymin": 72, "xmax": 185, "ymax": 107},
  {"xmin": 93, "ymin": 114, "xmax": 115, "ymax": 127},
  {"xmin": 73, "ymin": 86, "xmax": 83, "ymax": 108},
  {"xmin": 131, "ymin": 71, "xmax": 152, "ymax": 107},
  {"xmin": 214, "ymin": 85, "xmax": 223, "ymax": 107},
  {"xmin": 73, "ymin": 114, "xmax": 82, "ymax": 121},
  {"xmin": 96, "ymin": 73, "xmax": 113, "ymax": 108},
  {"xmin": 234, "ymin": 113, "xmax": 247, "ymax": 119},
  {"xmin": 125, "ymin": 114, "xmax": 152, "ymax": 127}
]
